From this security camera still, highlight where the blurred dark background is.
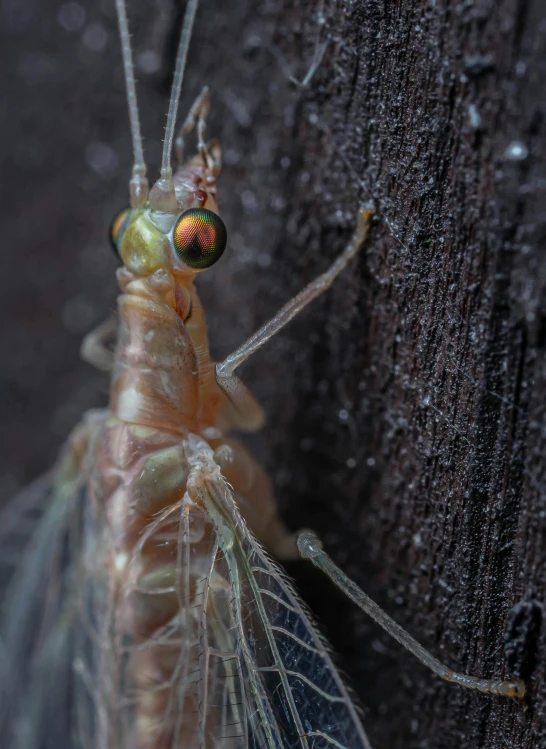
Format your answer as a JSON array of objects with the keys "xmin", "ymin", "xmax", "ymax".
[{"xmin": 1, "ymin": 1, "xmax": 546, "ymax": 748}]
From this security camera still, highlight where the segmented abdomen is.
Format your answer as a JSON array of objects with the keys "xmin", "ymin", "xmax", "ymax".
[{"xmin": 86, "ymin": 418, "xmax": 217, "ymax": 749}]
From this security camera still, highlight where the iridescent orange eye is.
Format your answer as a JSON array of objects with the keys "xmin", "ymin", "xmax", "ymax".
[
  {"xmin": 173, "ymin": 208, "xmax": 227, "ymax": 270},
  {"xmin": 110, "ymin": 208, "xmax": 132, "ymax": 256}
]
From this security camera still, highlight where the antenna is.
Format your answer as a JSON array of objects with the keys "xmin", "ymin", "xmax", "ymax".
[
  {"xmin": 161, "ymin": 0, "xmax": 199, "ymax": 175},
  {"xmin": 149, "ymin": 0, "xmax": 199, "ymax": 212},
  {"xmin": 114, "ymin": 0, "xmax": 148, "ymax": 207}
]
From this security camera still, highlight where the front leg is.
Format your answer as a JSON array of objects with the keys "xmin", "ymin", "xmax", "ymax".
[
  {"xmin": 80, "ymin": 315, "xmax": 117, "ymax": 372},
  {"xmin": 215, "ymin": 204, "xmax": 374, "ymax": 401}
]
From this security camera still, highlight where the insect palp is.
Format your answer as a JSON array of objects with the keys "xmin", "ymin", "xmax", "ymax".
[
  {"xmin": 175, "ymin": 85, "xmax": 211, "ymax": 169},
  {"xmin": 173, "ymin": 86, "xmax": 221, "ymax": 179}
]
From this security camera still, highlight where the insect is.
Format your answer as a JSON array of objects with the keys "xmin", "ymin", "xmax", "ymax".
[{"xmin": 0, "ymin": 1, "xmax": 526, "ymax": 748}]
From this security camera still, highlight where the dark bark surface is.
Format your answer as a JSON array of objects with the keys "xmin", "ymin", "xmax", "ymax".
[{"xmin": 1, "ymin": 1, "xmax": 545, "ymax": 748}]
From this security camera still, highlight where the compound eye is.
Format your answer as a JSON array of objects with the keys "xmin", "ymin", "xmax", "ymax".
[
  {"xmin": 173, "ymin": 208, "xmax": 227, "ymax": 270},
  {"xmin": 110, "ymin": 208, "xmax": 132, "ymax": 256}
]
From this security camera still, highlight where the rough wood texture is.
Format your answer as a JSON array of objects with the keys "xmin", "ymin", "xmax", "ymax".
[{"xmin": 1, "ymin": 1, "xmax": 544, "ymax": 747}]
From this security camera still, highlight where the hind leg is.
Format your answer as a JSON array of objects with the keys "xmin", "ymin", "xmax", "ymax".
[{"xmin": 297, "ymin": 530, "xmax": 526, "ymax": 699}]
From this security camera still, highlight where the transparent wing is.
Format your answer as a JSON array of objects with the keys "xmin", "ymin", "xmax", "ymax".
[
  {"xmin": 191, "ymin": 468, "xmax": 372, "ymax": 749},
  {"xmin": 0, "ymin": 448, "xmax": 88, "ymax": 749},
  {"xmin": 0, "ymin": 435, "xmax": 371, "ymax": 749},
  {"xmin": 84, "ymin": 461, "xmax": 371, "ymax": 749}
]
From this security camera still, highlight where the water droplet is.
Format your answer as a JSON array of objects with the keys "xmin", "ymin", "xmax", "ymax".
[
  {"xmin": 82, "ymin": 22, "xmax": 108, "ymax": 52},
  {"xmin": 58, "ymin": 2, "xmax": 86, "ymax": 32},
  {"xmin": 86, "ymin": 141, "xmax": 119, "ymax": 178},
  {"xmin": 468, "ymin": 104, "xmax": 481, "ymax": 129},
  {"xmin": 137, "ymin": 50, "xmax": 161, "ymax": 74},
  {"xmin": 505, "ymin": 141, "xmax": 528, "ymax": 161}
]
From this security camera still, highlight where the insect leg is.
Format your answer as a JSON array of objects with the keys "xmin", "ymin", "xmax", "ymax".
[
  {"xmin": 214, "ymin": 374, "xmax": 265, "ymax": 432},
  {"xmin": 80, "ymin": 315, "xmax": 117, "ymax": 372},
  {"xmin": 215, "ymin": 203, "xmax": 374, "ymax": 401},
  {"xmin": 297, "ymin": 530, "xmax": 526, "ymax": 700}
]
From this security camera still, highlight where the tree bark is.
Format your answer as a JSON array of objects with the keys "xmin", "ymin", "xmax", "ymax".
[{"xmin": 1, "ymin": 1, "xmax": 544, "ymax": 747}]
